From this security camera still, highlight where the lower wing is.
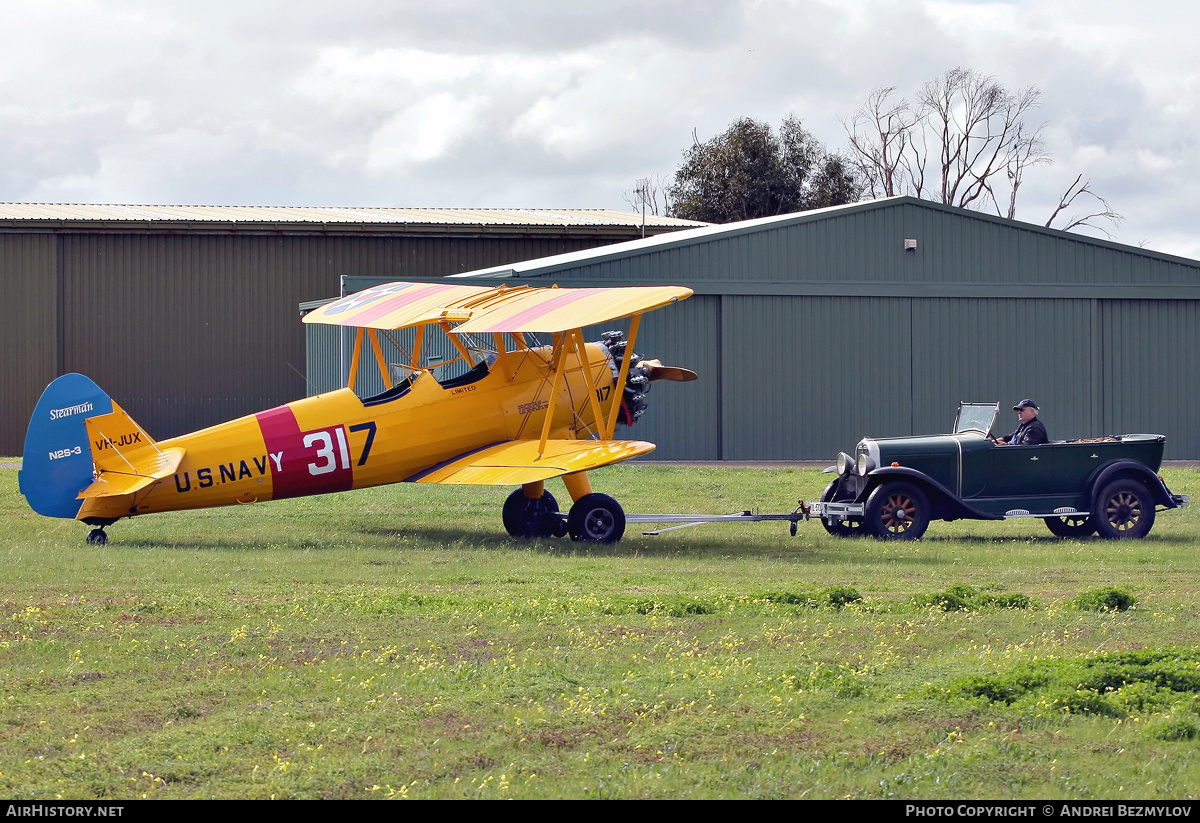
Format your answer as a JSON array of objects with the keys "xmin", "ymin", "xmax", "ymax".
[{"xmin": 408, "ymin": 439, "xmax": 655, "ymax": 485}]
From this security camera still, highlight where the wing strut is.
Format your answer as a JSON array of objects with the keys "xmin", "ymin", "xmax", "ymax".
[
  {"xmin": 346, "ymin": 327, "xmax": 364, "ymax": 389},
  {"xmin": 537, "ymin": 333, "xmax": 569, "ymax": 458},
  {"xmin": 438, "ymin": 320, "xmax": 477, "ymax": 368},
  {"xmin": 534, "ymin": 329, "xmax": 614, "ymax": 456},
  {"xmin": 571, "ymin": 328, "xmax": 608, "ymax": 442},
  {"xmin": 603, "ymin": 313, "xmax": 641, "ymax": 440},
  {"xmin": 368, "ymin": 329, "xmax": 392, "ymax": 389}
]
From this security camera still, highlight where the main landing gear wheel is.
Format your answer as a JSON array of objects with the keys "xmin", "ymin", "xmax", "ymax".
[
  {"xmin": 864, "ymin": 482, "xmax": 930, "ymax": 540},
  {"xmin": 819, "ymin": 480, "xmax": 865, "ymax": 537},
  {"xmin": 1094, "ymin": 479, "xmax": 1155, "ymax": 539},
  {"xmin": 86, "ymin": 528, "xmax": 108, "ymax": 546},
  {"xmin": 502, "ymin": 489, "xmax": 564, "ymax": 538},
  {"xmin": 567, "ymin": 493, "xmax": 626, "ymax": 544},
  {"xmin": 1044, "ymin": 514, "xmax": 1096, "ymax": 538}
]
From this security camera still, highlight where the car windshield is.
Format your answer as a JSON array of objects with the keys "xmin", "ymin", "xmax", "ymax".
[{"xmin": 954, "ymin": 402, "xmax": 999, "ymax": 435}]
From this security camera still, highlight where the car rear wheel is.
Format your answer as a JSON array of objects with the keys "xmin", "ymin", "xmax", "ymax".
[
  {"xmin": 819, "ymin": 480, "xmax": 865, "ymax": 537},
  {"xmin": 864, "ymin": 482, "xmax": 930, "ymax": 540},
  {"xmin": 1093, "ymin": 479, "xmax": 1156, "ymax": 539},
  {"xmin": 1044, "ymin": 514, "xmax": 1096, "ymax": 538}
]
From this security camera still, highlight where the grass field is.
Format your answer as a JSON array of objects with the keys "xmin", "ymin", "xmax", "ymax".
[{"xmin": 2, "ymin": 462, "xmax": 1199, "ymax": 799}]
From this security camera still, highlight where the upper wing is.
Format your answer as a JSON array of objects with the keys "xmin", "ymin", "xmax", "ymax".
[
  {"xmin": 302, "ymin": 281, "xmax": 495, "ymax": 330},
  {"xmin": 451, "ymin": 285, "xmax": 692, "ymax": 333},
  {"xmin": 407, "ymin": 439, "xmax": 656, "ymax": 486},
  {"xmin": 303, "ymin": 281, "xmax": 692, "ymax": 333}
]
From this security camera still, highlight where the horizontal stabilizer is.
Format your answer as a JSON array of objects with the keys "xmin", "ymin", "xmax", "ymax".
[
  {"xmin": 77, "ymin": 447, "xmax": 185, "ymax": 499},
  {"xmin": 409, "ymin": 439, "xmax": 655, "ymax": 486}
]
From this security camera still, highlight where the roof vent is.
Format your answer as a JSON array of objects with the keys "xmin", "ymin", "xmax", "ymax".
[{"xmin": 904, "ymin": 238, "xmax": 917, "ymax": 251}]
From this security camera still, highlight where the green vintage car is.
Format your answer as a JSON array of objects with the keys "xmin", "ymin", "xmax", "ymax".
[{"xmin": 812, "ymin": 402, "xmax": 1189, "ymax": 540}]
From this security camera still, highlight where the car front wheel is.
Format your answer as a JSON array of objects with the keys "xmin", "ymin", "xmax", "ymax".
[
  {"xmin": 1094, "ymin": 479, "xmax": 1156, "ymax": 539},
  {"xmin": 864, "ymin": 482, "xmax": 930, "ymax": 540}
]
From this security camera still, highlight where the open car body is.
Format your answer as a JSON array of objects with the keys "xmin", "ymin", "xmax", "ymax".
[
  {"xmin": 19, "ymin": 281, "xmax": 695, "ymax": 544},
  {"xmin": 812, "ymin": 402, "xmax": 1188, "ymax": 539}
]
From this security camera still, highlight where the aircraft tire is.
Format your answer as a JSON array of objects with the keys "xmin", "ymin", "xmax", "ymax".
[
  {"xmin": 86, "ymin": 528, "xmax": 108, "ymax": 546},
  {"xmin": 502, "ymin": 489, "xmax": 560, "ymax": 538},
  {"xmin": 568, "ymin": 493, "xmax": 626, "ymax": 543}
]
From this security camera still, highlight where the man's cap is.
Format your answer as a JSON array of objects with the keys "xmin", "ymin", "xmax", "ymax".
[{"xmin": 1013, "ymin": 399, "xmax": 1039, "ymax": 411}]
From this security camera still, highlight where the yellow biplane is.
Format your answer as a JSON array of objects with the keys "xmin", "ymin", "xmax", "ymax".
[{"xmin": 19, "ymin": 281, "xmax": 695, "ymax": 545}]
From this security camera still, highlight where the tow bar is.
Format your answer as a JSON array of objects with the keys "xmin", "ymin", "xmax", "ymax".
[{"xmin": 628, "ymin": 502, "xmax": 811, "ymax": 536}]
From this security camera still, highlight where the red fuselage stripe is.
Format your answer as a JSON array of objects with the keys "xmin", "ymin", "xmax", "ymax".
[{"xmin": 255, "ymin": 406, "xmax": 354, "ymax": 499}]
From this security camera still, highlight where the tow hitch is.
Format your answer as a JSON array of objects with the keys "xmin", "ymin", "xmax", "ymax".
[{"xmin": 628, "ymin": 501, "xmax": 811, "ymax": 536}]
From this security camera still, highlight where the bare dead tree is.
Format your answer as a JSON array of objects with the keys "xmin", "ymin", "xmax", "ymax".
[
  {"xmin": 843, "ymin": 87, "xmax": 923, "ymax": 200},
  {"xmin": 844, "ymin": 68, "xmax": 1120, "ymax": 234},
  {"xmin": 1045, "ymin": 174, "xmax": 1125, "ymax": 238},
  {"xmin": 920, "ymin": 69, "xmax": 1047, "ymax": 212}
]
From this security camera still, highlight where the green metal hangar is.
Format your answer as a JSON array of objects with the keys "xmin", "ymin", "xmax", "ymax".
[
  {"xmin": 317, "ymin": 196, "xmax": 1200, "ymax": 460},
  {"xmin": 0, "ymin": 204, "xmax": 702, "ymax": 456}
]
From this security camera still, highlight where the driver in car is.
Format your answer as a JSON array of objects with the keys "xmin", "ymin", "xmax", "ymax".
[{"xmin": 994, "ymin": 399, "xmax": 1048, "ymax": 445}]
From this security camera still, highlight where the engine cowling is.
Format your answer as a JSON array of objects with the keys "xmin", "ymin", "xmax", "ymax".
[{"xmin": 598, "ymin": 331, "xmax": 696, "ymax": 428}]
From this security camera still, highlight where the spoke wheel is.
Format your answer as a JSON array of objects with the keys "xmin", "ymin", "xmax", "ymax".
[
  {"xmin": 1094, "ymin": 479, "xmax": 1155, "ymax": 539},
  {"xmin": 819, "ymin": 480, "xmax": 865, "ymax": 537},
  {"xmin": 864, "ymin": 482, "xmax": 930, "ymax": 540},
  {"xmin": 1044, "ymin": 514, "xmax": 1095, "ymax": 538},
  {"xmin": 568, "ymin": 493, "xmax": 626, "ymax": 544},
  {"xmin": 502, "ymin": 489, "xmax": 561, "ymax": 538}
]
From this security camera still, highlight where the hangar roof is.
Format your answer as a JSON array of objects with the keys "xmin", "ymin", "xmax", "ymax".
[
  {"xmin": 449, "ymin": 196, "xmax": 1200, "ymax": 295},
  {"xmin": 0, "ymin": 203, "xmax": 704, "ymax": 236}
]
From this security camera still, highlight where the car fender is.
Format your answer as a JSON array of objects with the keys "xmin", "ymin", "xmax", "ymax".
[
  {"xmin": 1086, "ymin": 460, "xmax": 1181, "ymax": 509},
  {"xmin": 865, "ymin": 466, "xmax": 1003, "ymax": 521}
]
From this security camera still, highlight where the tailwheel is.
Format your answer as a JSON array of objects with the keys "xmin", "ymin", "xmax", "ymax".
[
  {"xmin": 568, "ymin": 493, "xmax": 626, "ymax": 544},
  {"xmin": 86, "ymin": 528, "xmax": 108, "ymax": 546},
  {"xmin": 502, "ymin": 489, "xmax": 564, "ymax": 538}
]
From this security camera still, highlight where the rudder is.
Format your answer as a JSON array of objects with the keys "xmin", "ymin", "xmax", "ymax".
[{"xmin": 19, "ymin": 374, "xmax": 114, "ymax": 519}]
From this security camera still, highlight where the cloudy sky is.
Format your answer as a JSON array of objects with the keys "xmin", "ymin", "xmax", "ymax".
[{"xmin": 3, "ymin": 0, "xmax": 1197, "ymax": 257}]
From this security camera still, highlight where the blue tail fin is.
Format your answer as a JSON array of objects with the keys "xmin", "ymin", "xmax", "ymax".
[{"xmin": 19, "ymin": 374, "xmax": 114, "ymax": 519}]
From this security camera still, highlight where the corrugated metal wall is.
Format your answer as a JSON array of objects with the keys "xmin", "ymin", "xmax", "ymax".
[
  {"xmin": 305, "ymin": 199, "xmax": 1200, "ymax": 460},
  {"xmin": 1, "ymin": 234, "xmax": 57, "ymax": 455},
  {"xmin": 2, "ymin": 230, "xmax": 638, "ymax": 455}
]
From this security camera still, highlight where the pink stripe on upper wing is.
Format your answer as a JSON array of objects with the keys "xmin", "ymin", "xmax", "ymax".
[
  {"xmin": 351, "ymin": 283, "xmax": 464, "ymax": 326},
  {"xmin": 471, "ymin": 288, "xmax": 608, "ymax": 331}
]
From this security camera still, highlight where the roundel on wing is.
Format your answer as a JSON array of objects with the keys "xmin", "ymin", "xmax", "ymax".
[{"xmin": 322, "ymin": 283, "xmax": 412, "ymax": 316}]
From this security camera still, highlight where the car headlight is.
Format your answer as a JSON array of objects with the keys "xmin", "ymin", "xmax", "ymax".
[
  {"xmin": 836, "ymin": 452, "xmax": 855, "ymax": 477},
  {"xmin": 856, "ymin": 453, "xmax": 876, "ymax": 476}
]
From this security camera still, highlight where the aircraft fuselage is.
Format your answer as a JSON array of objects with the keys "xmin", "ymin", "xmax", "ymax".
[{"xmin": 76, "ymin": 343, "xmax": 618, "ymax": 522}]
